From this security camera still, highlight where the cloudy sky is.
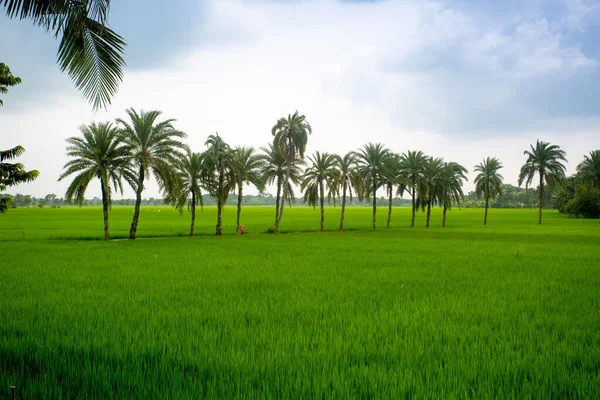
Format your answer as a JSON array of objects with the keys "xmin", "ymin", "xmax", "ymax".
[{"xmin": 2, "ymin": 0, "xmax": 600, "ymax": 199}]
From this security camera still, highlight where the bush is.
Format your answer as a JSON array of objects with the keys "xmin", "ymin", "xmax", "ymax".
[{"xmin": 564, "ymin": 188, "xmax": 600, "ymax": 219}]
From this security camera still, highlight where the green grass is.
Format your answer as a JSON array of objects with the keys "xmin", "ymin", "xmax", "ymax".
[{"xmin": 1, "ymin": 206, "xmax": 599, "ymax": 398}]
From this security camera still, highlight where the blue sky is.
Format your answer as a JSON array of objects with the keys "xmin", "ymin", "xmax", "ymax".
[{"xmin": 2, "ymin": 0, "xmax": 599, "ymax": 198}]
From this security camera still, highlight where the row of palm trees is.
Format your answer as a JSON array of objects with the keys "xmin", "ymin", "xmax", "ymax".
[{"xmin": 59, "ymin": 108, "xmax": 598, "ymax": 240}]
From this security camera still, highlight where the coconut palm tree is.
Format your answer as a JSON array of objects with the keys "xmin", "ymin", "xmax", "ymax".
[
  {"xmin": 439, "ymin": 162, "xmax": 468, "ymax": 227},
  {"xmin": 473, "ymin": 157, "xmax": 504, "ymax": 225},
  {"xmin": 518, "ymin": 140, "xmax": 567, "ymax": 225},
  {"xmin": 399, "ymin": 150, "xmax": 427, "ymax": 228},
  {"xmin": 3, "ymin": 0, "xmax": 125, "ymax": 110},
  {"xmin": 354, "ymin": 143, "xmax": 390, "ymax": 229},
  {"xmin": 301, "ymin": 152, "xmax": 339, "ymax": 231},
  {"xmin": 117, "ymin": 108, "xmax": 186, "ymax": 239},
  {"xmin": 417, "ymin": 157, "xmax": 444, "ymax": 228},
  {"xmin": 335, "ymin": 152, "xmax": 364, "ymax": 231},
  {"xmin": 0, "ymin": 146, "xmax": 39, "ymax": 213},
  {"xmin": 576, "ymin": 150, "xmax": 600, "ymax": 190},
  {"xmin": 58, "ymin": 122, "xmax": 134, "ymax": 240},
  {"xmin": 381, "ymin": 153, "xmax": 405, "ymax": 228},
  {"xmin": 165, "ymin": 147, "xmax": 205, "ymax": 236},
  {"xmin": 260, "ymin": 144, "xmax": 304, "ymax": 229},
  {"xmin": 3, "ymin": 0, "xmax": 126, "ymax": 110},
  {"xmin": 232, "ymin": 146, "xmax": 265, "ymax": 233},
  {"xmin": 203, "ymin": 133, "xmax": 236, "ymax": 236},
  {"xmin": 271, "ymin": 111, "xmax": 312, "ymax": 231}
]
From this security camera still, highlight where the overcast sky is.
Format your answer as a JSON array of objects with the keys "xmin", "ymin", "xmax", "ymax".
[{"xmin": 2, "ymin": 0, "xmax": 600, "ymax": 199}]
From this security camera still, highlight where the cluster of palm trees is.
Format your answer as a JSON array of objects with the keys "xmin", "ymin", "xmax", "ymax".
[{"xmin": 59, "ymin": 108, "xmax": 595, "ymax": 240}]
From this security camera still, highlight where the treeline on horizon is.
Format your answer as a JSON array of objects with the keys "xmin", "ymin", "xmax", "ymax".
[{"xmin": 2, "ymin": 183, "xmax": 553, "ymax": 210}]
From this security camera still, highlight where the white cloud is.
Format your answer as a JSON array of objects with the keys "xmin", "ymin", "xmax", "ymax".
[{"xmin": 3, "ymin": 0, "xmax": 600, "ymax": 200}]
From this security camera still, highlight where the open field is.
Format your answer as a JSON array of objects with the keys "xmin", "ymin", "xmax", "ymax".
[{"xmin": 1, "ymin": 207, "xmax": 599, "ymax": 398}]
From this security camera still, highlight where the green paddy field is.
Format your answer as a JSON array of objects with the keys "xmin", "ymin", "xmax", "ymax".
[{"xmin": 1, "ymin": 206, "xmax": 599, "ymax": 398}]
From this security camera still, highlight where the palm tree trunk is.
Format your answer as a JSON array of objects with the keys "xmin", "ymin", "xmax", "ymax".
[
  {"xmin": 484, "ymin": 196, "xmax": 489, "ymax": 225},
  {"xmin": 538, "ymin": 173, "xmax": 544, "ymax": 225},
  {"xmin": 190, "ymin": 191, "xmax": 196, "ymax": 236},
  {"xmin": 236, "ymin": 183, "xmax": 243, "ymax": 233},
  {"xmin": 275, "ymin": 192, "xmax": 284, "ymax": 232},
  {"xmin": 129, "ymin": 166, "xmax": 145, "ymax": 239},
  {"xmin": 339, "ymin": 182, "xmax": 347, "ymax": 231},
  {"xmin": 216, "ymin": 199, "xmax": 223, "ymax": 236},
  {"xmin": 442, "ymin": 205, "xmax": 447, "ymax": 227},
  {"xmin": 426, "ymin": 202, "xmax": 431, "ymax": 228},
  {"xmin": 100, "ymin": 179, "xmax": 110, "ymax": 241},
  {"xmin": 372, "ymin": 178, "xmax": 377, "ymax": 229},
  {"xmin": 319, "ymin": 180, "xmax": 325, "ymax": 232},
  {"xmin": 411, "ymin": 187, "xmax": 416, "ymax": 228},
  {"xmin": 275, "ymin": 177, "xmax": 281, "ymax": 227},
  {"xmin": 386, "ymin": 185, "xmax": 392, "ymax": 228}
]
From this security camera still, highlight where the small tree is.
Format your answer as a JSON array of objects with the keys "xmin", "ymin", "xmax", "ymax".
[
  {"xmin": 0, "ymin": 146, "xmax": 39, "ymax": 213},
  {"xmin": 0, "ymin": 63, "xmax": 22, "ymax": 106}
]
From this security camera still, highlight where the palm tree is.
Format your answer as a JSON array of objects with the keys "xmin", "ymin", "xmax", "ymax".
[
  {"xmin": 301, "ymin": 152, "xmax": 339, "ymax": 231},
  {"xmin": 473, "ymin": 157, "xmax": 504, "ymax": 225},
  {"xmin": 117, "ymin": 108, "xmax": 186, "ymax": 239},
  {"xmin": 58, "ymin": 122, "xmax": 133, "ymax": 240},
  {"xmin": 576, "ymin": 150, "xmax": 600, "ymax": 190},
  {"xmin": 0, "ymin": 146, "xmax": 39, "ymax": 213},
  {"xmin": 232, "ymin": 147, "xmax": 265, "ymax": 233},
  {"xmin": 165, "ymin": 147, "xmax": 205, "ymax": 236},
  {"xmin": 417, "ymin": 157, "xmax": 444, "ymax": 228},
  {"xmin": 518, "ymin": 140, "xmax": 567, "ymax": 224},
  {"xmin": 381, "ymin": 153, "xmax": 405, "ymax": 228},
  {"xmin": 203, "ymin": 134, "xmax": 236, "ymax": 236},
  {"xmin": 439, "ymin": 162, "xmax": 468, "ymax": 227},
  {"xmin": 3, "ymin": 0, "xmax": 126, "ymax": 110},
  {"xmin": 399, "ymin": 150, "xmax": 427, "ymax": 228},
  {"xmin": 354, "ymin": 143, "xmax": 390, "ymax": 229},
  {"xmin": 335, "ymin": 152, "xmax": 364, "ymax": 231},
  {"xmin": 271, "ymin": 111, "xmax": 312, "ymax": 231}
]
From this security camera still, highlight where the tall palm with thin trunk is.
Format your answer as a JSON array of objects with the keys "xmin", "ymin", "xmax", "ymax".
[
  {"xmin": 439, "ymin": 162, "xmax": 468, "ymax": 227},
  {"xmin": 232, "ymin": 146, "xmax": 265, "ymax": 233},
  {"xmin": 576, "ymin": 150, "xmax": 600, "ymax": 190},
  {"xmin": 58, "ymin": 122, "xmax": 134, "ymax": 240},
  {"xmin": 354, "ymin": 143, "xmax": 390, "ymax": 229},
  {"xmin": 335, "ymin": 152, "xmax": 363, "ymax": 231},
  {"xmin": 417, "ymin": 157, "xmax": 444, "ymax": 228},
  {"xmin": 381, "ymin": 153, "xmax": 405, "ymax": 228},
  {"xmin": 271, "ymin": 111, "xmax": 312, "ymax": 231},
  {"xmin": 117, "ymin": 108, "xmax": 186, "ymax": 239},
  {"xmin": 261, "ymin": 144, "xmax": 303, "ymax": 228},
  {"xmin": 165, "ymin": 147, "xmax": 205, "ymax": 236},
  {"xmin": 518, "ymin": 140, "xmax": 567, "ymax": 225},
  {"xmin": 301, "ymin": 152, "xmax": 339, "ymax": 231},
  {"xmin": 203, "ymin": 134, "xmax": 235, "ymax": 236},
  {"xmin": 399, "ymin": 150, "xmax": 427, "ymax": 228},
  {"xmin": 473, "ymin": 157, "xmax": 504, "ymax": 225}
]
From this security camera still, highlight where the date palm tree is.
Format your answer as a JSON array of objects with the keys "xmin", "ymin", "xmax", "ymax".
[
  {"xmin": 58, "ymin": 122, "xmax": 134, "ymax": 240},
  {"xmin": 439, "ymin": 162, "xmax": 468, "ymax": 227},
  {"xmin": 417, "ymin": 157, "xmax": 444, "ymax": 228},
  {"xmin": 0, "ymin": 146, "xmax": 39, "ymax": 213},
  {"xmin": 117, "ymin": 108, "xmax": 186, "ymax": 239},
  {"xmin": 576, "ymin": 150, "xmax": 600, "ymax": 190},
  {"xmin": 335, "ymin": 152, "xmax": 364, "ymax": 231},
  {"xmin": 473, "ymin": 157, "xmax": 504, "ymax": 225},
  {"xmin": 301, "ymin": 152, "xmax": 339, "ymax": 231},
  {"xmin": 3, "ymin": 0, "xmax": 126, "ymax": 110},
  {"xmin": 203, "ymin": 133, "xmax": 236, "ymax": 236},
  {"xmin": 165, "ymin": 147, "xmax": 205, "ymax": 236},
  {"xmin": 271, "ymin": 111, "xmax": 312, "ymax": 231},
  {"xmin": 518, "ymin": 140, "xmax": 567, "ymax": 224},
  {"xmin": 399, "ymin": 150, "xmax": 427, "ymax": 228},
  {"xmin": 355, "ymin": 143, "xmax": 390, "ymax": 229},
  {"xmin": 381, "ymin": 153, "xmax": 405, "ymax": 228},
  {"xmin": 232, "ymin": 146, "xmax": 265, "ymax": 233}
]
